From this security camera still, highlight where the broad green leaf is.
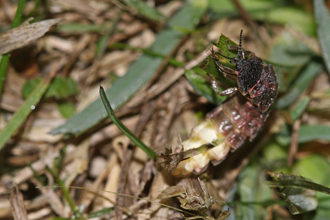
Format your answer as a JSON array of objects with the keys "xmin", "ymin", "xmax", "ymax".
[
  {"xmin": 51, "ymin": 1, "xmax": 207, "ymax": 136},
  {"xmin": 0, "ymin": 75, "xmax": 53, "ymax": 149},
  {"xmin": 22, "ymin": 76, "xmax": 78, "ymax": 99},
  {"xmin": 46, "ymin": 77, "xmax": 78, "ymax": 99},
  {"xmin": 21, "ymin": 78, "xmax": 41, "ymax": 98},
  {"xmin": 276, "ymin": 124, "xmax": 330, "ymax": 146},
  {"xmin": 58, "ymin": 102, "xmax": 76, "ymax": 118},
  {"xmin": 315, "ymin": 0, "xmax": 330, "ymax": 75},
  {"xmin": 123, "ymin": 0, "xmax": 166, "ymax": 22}
]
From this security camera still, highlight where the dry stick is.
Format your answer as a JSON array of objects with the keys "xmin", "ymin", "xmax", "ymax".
[
  {"xmin": 128, "ymin": 46, "xmax": 211, "ymax": 108},
  {"xmin": 287, "ymin": 119, "xmax": 301, "ymax": 166},
  {"xmin": 9, "ymin": 185, "xmax": 28, "ymax": 220},
  {"xmin": 126, "ymin": 44, "xmax": 211, "ymax": 109},
  {"xmin": 115, "ymin": 146, "xmax": 133, "ymax": 220},
  {"xmin": 61, "ymin": 34, "xmax": 92, "ymax": 76},
  {"xmin": 145, "ymin": 35, "xmax": 190, "ymax": 91},
  {"xmin": 37, "ymin": 185, "xmax": 196, "ymax": 217},
  {"xmin": 285, "ymin": 26, "xmax": 321, "ymax": 56},
  {"xmin": 231, "ymin": 0, "xmax": 263, "ymax": 44},
  {"xmin": 134, "ymin": 99, "xmax": 158, "ymax": 137}
]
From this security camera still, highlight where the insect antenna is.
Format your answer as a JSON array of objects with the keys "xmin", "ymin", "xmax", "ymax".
[{"xmin": 238, "ymin": 29, "xmax": 245, "ymax": 59}]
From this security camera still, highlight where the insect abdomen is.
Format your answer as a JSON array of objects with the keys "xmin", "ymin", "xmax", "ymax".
[{"xmin": 173, "ymin": 94, "xmax": 266, "ymax": 176}]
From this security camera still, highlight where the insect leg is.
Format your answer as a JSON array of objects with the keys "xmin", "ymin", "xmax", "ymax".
[
  {"xmin": 207, "ymin": 73, "xmax": 238, "ymax": 96},
  {"xmin": 211, "ymin": 48, "xmax": 237, "ymax": 81},
  {"xmin": 226, "ymin": 39, "xmax": 239, "ymax": 51},
  {"xmin": 218, "ymin": 87, "xmax": 238, "ymax": 96}
]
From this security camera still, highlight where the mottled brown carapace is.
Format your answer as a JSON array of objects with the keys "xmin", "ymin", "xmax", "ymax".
[{"xmin": 158, "ymin": 30, "xmax": 278, "ymax": 176}]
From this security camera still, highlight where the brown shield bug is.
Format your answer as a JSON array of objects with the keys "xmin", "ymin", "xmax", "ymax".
[{"xmin": 210, "ymin": 30, "xmax": 278, "ymax": 113}]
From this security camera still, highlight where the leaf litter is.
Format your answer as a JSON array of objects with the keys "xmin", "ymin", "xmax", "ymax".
[{"xmin": 1, "ymin": 1, "xmax": 330, "ymax": 220}]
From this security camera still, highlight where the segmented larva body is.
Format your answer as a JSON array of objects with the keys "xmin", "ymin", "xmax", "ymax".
[{"xmin": 174, "ymin": 94, "xmax": 268, "ymax": 176}]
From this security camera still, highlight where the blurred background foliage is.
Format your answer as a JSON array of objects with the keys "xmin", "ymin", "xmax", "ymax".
[{"xmin": 1, "ymin": 0, "xmax": 330, "ymax": 220}]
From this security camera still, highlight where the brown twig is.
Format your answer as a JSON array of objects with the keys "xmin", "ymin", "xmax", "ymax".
[
  {"xmin": 287, "ymin": 119, "xmax": 301, "ymax": 166},
  {"xmin": 231, "ymin": 0, "xmax": 263, "ymax": 44}
]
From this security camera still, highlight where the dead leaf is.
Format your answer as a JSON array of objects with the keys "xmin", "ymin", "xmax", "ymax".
[
  {"xmin": 0, "ymin": 17, "xmax": 61, "ymax": 55},
  {"xmin": 9, "ymin": 185, "xmax": 28, "ymax": 220}
]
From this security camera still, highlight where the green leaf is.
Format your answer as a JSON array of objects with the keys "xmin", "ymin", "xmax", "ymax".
[
  {"xmin": 99, "ymin": 86, "xmax": 157, "ymax": 159},
  {"xmin": 22, "ymin": 76, "xmax": 78, "ymax": 99},
  {"xmin": 270, "ymin": 63, "xmax": 302, "ymax": 93},
  {"xmin": 236, "ymin": 160, "xmax": 273, "ymax": 219},
  {"xmin": 46, "ymin": 77, "xmax": 78, "ymax": 99},
  {"xmin": 0, "ymin": 75, "xmax": 52, "ymax": 150},
  {"xmin": 185, "ymin": 68, "xmax": 225, "ymax": 105},
  {"xmin": 123, "ymin": 0, "xmax": 166, "ymax": 22},
  {"xmin": 56, "ymin": 23, "xmax": 108, "ymax": 33},
  {"xmin": 298, "ymin": 125, "xmax": 330, "ymax": 143},
  {"xmin": 88, "ymin": 207, "xmax": 114, "ymax": 218},
  {"xmin": 263, "ymin": 141, "xmax": 287, "ymax": 163},
  {"xmin": 203, "ymin": 34, "xmax": 245, "ymax": 88},
  {"xmin": 50, "ymin": 1, "xmax": 207, "ymax": 136},
  {"xmin": 267, "ymin": 172, "xmax": 320, "ymax": 214},
  {"xmin": 209, "ymin": 0, "xmax": 315, "ymax": 35},
  {"xmin": 276, "ymin": 124, "xmax": 330, "ymax": 146},
  {"xmin": 269, "ymin": 32, "xmax": 312, "ymax": 66},
  {"xmin": 289, "ymin": 96, "xmax": 310, "ymax": 122},
  {"xmin": 58, "ymin": 102, "xmax": 76, "ymax": 118},
  {"xmin": 315, "ymin": 0, "xmax": 330, "ymax": 75},
  {"xmin": 0, "ymin": 0, "xmax": 27, "ymax": 105},
  {"xmin": 21, "ymin": 78, "xmax": 42, "ymax": 99},
  {"xmin": 293, "ymin": 155, "xmax": 330, "ymax": 188}
]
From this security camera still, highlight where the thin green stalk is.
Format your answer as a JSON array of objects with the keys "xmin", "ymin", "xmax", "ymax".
[
  {"xmin": 96, "ymin": 9, "xmax": 122, "ymax": 58},
  {"xmin": 0, "ymin": 0, "xmax": 27, "ymax": 103},
  {"xmin": 47, "ymin": 167, "xmax": 78, "ymax": 215},
  {"xmin": 0, "ymin": 74, "xmax": 53, "ymax": 149},
  {"xmin": 266, "ymin": 180, "xmax": 330, "ymax": 195},
  {"xmin": 99, "ymin": 86, "xmax": 157, "ymax": 159}
]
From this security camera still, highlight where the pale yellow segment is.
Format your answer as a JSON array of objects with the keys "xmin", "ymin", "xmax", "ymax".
[{"xmin": 173, "ymin": 119, "xmax": 229, "ymax": 176}]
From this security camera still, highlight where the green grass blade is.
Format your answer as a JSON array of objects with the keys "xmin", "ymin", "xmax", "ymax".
[
  {"xmin": 123, "ymin": 0, "xmax": 166, "ymax": 22},
  {"xmin": 88, "ymin": 207, "xmax": 115, "ymax": 218},
  {"xmin": 50, "ymin": 0, "xmax": 207, "ymax": 136},
  {"xmin": 99, "ymin": 86, "xmax": 157, "ymax": 159},
  {"xmin": 315, "ymin": 0, "xmax": 330, "ymax": 74},
  {"xmin": 47, "ymin": 167, "xmax": 78, "ymax": 216},
  {"xmin": 0, "ymin": 74, "xmax": 53, "ymax": 150},
  {"xmin": 275, "ymin": 60, "xmax": 323, "ymax": 109},
  {"xmin": 0, "ymin": 0, "xmax": 26, "ymax": 103}
]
